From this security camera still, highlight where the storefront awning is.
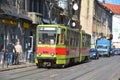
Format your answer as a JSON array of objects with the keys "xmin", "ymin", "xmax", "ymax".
[
  {"xmin": 19, "ymin": 13, "xmax": 32, "ymax": 21},
  {"xmin": 1, "ymin": 4, "xmax": 32, "ymax": 21}
]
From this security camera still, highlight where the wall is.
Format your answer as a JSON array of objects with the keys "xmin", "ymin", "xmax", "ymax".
[
  {"xmin": 80, "ymin": 0, "xmax": 89, "ymax": 33},
  {"xmin": 112, "ymin": 15, "xmax": 120, "ymax": 48},
  {"xmin": 80, "ymin": 0, "xmax": 112, "ymax": 47}
]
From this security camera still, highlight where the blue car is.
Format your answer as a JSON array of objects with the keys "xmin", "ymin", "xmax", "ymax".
[
  {"xmin": 90, "ymin": 48, "xmax": 99, "ymax": 59},
  {"xmin": 113, "ymin": 48, "xmax": 120, "ymax": 55}
]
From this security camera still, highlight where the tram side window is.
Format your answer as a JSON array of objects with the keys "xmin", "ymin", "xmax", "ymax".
[
  {"xmin": 67, "ymin": 30, "xmax": 77, "ymax": 47},
  {"xmin": 82, "ymin": 34, "xmax": 84, "ymax": 47},
  {"xmin": 38, "ymin": 33, "xmax": 43, "ymax": 44},
  {"xmin": 60, "ymin": 29, "xmax": 65, "ymax": 44},
  {"xmin": 85, "ymin": 34, "xmax": 87, "ymax": 47},
  {"xmin": 85, "ymin": 34, "xmax": 88, "ymax": 47},
  {"xmin": 73, "ymin": 31, "xmax": 75, "ymax": 46},
  {"xmin": 66, "ymin": 30, "xmax": 79, "ymax": 47},
  {"xmin": 86, "ymin": 35, "xmax": 89, "ymax": 47},
  {"xmin": 75, "ymin": 32, "xmax": 79, "ymax": 46},
  {"xmin": 67, "ymin": 30, "xmax": 70, "ymax": 46},
  {"xmin": 82, "ymin": 34, "xmax": 86, "ymax": 47},
  {"xmin": 74, "ymin": 32, "xmax": 77, "ymax": 46},
  {"xmin": 70, "ymin": 30, "xmax": 76, "ymax": 47},
  {"xmin": 70, "ymin": 31, "xmax": 73, "ymax": 46},
  {"xmin": 67, "ymin": 30, "xmax": 71, "ymax": 46},
  {"xmin": 73, "ymin": 31, "xmax": 76, "ymax": 46}
]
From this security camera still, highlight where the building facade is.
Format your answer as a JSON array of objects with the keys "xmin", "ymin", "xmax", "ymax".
[
  {"xmin": 103, "ymin": 3, "xmax": 120, "ymax": 48},
  {"xmin": 80, "ymin": 0, "xmax": 113, "ymax": 48},
  {"xmin": 0, "ymin": 0, "xmax": 32, "ymax": 59},
  {"xmin": 0, "ymin": 0, "xmax": 82, "ymax": 62},
  {"xmin": 17, "ymin": 0, "xmax": 81, "ymax": 52},
  {"xmin": 0, "ymin": 0, "xmax": 80, "ymax": 61}
]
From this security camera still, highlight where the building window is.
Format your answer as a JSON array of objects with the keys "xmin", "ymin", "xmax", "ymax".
[
  {"xmin": 28, "ymin": 0, "xmax": 33, "ymax": 11},
  {"xmin": 1, "ymin": 0, "xmax": 7, "ymax": 4},
  {"xmin": 22, "ymin": 0, "xmax": 25, "ymax": 9},
  {"xmin": 12, "ymin": 0, "xmax": 16, "ymax": 6},
  {"xmin": 39, "ymin": 0, "xmax": 43, "ymax": 13}
]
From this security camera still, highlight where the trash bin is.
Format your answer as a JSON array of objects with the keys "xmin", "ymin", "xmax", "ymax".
[{"xmin": 29, "ymin": 52, "xmax": 34, "ymax": 63}]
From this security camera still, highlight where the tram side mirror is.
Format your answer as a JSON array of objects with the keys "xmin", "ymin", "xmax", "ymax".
[{"xmin": 57, "ymin": 28, "xmax": 61, "ymax": 34}]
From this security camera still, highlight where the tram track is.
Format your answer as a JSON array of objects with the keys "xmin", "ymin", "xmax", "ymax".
[
  {"xmin": 1, "ymin": 56, "xmax": 120, "ymax": 80},
  {"xmin": 12, "ymin": 57, "xmax": 116, "ymax": 80},
  {"xmin": 68, "ymin": 56, "xmax": 120, "ymax": 80},
  {"xmin": 9, "ymin": 68, "xmax": 53, "ymax": 80}
]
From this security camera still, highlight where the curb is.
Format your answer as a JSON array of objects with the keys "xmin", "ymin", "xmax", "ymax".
[{"xmin": 0, "ymin": 63, "xmax": 36, "ymax": 72}]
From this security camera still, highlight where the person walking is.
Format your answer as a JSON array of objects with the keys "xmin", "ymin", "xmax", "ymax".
[
  {"xmin": 6, "ymin": 41, "xmax": 16, "ymax": 65},
  {"xmin": 14, "ymin": 41, "xmax": 23, "ymax": 65}
]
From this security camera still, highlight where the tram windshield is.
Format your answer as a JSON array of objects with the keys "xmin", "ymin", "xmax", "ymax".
[{"xmin": 38, "ymin": 27, "xmax": 57, "ymax": 45}]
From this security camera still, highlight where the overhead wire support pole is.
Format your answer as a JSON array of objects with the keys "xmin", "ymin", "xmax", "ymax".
[{"xmin": 45, "ymin": 0, "xmax": 54, "ymax": 24}]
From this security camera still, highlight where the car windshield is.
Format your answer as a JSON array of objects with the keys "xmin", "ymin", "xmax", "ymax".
[
  {"xmin": 97, "ymin": 45, "xmax": 107, "ymax": 49},
  {"xmin": 90, "ymin": 49, "xmax": 96, "ymax": 52},
  {"xmin": 114, "ymin": 49, "xmax": 119, "ymax": 52}
]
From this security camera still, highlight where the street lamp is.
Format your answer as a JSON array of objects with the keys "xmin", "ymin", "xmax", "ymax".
[
  {"xmin": 73, "ymin": 3, "xmax": 78, "ymax": 11},
  {"xmin": 71, "ymin": 1, "xmax": 79, "ymax": 28}
]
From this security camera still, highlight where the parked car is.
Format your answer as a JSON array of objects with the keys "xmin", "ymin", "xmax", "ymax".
[
  {"xmin": 89, "ymin": 48, "xmax": 99, "ymax": 59},
  {"xmin": 110, "ymin": 48, "xmax": 115, "ymax": 56},
  {"xmin": 113, "ymin": 48, "xmax": 120, "ymax": 55}
]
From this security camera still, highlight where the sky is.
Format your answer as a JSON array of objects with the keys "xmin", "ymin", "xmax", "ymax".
[{"xmin": 98, "ymin": 0, "xmax": 120, "ymax": 5}]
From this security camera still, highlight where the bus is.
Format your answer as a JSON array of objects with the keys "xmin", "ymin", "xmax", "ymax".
[{"xmin": 35, "ymin": 24, "xmax": 91, "ymax": 68}]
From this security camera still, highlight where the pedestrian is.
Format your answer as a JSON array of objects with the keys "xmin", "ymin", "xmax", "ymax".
[
  {"xmin": 14, "ymin": 41, "xmax": 23, "ymax": 65},
  {"xmin": 6, "ymin": 41, "xmax": 16, "ymax": 65}
]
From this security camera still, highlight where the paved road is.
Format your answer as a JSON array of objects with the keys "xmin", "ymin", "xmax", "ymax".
[{"xmin": 0, "ymin": 56, "xmax": 120, "ymax": 80}]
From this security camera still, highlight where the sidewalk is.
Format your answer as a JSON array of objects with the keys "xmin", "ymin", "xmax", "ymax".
[{"xmin": 0, "ymin": 61, "xmax": 36, "ymax": 72}]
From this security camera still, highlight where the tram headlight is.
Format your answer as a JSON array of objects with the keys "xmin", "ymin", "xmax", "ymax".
[
  {"xmin": 38, "ymin": 52, "xmax": 42, "ymax": 56},
  {"xmin": 51, "ymin": 52, "xmax": 54, "ymax": 56}
]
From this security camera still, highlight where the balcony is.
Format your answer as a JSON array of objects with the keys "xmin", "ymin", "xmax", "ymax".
[{"xmin": 28, "ymin": 12, "xmax": 42, "ymax": 24}]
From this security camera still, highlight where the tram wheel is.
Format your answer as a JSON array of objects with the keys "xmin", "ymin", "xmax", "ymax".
[{"xmin": 37, "ymin": 63, "xmax": 43, "ymax": 68}]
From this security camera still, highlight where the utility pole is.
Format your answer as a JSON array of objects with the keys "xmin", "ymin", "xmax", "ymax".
[
  {"xmin": 45, "ymin": 0, "xmax": 54, "ymax": 24},
  {"xmin": 16, "ymin": 0, "xmax": 24, "ymax": 35},
  {"xmin": 68, "ymin": 0, "xmax": 79, "ymax": 28}
]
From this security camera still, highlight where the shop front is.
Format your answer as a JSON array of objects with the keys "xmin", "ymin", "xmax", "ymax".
[
  {"xmin": 0, "ymin": 18, "xmax": 17, "ymax": 51},
  {"xmin": 0, "ymin": 4, "xmax": 32, "ymax": 63}
]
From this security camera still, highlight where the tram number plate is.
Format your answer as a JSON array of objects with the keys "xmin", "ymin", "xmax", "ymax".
[{"xmin": 44, "ymin": 62, "xmax": 51, "ymax": 66}]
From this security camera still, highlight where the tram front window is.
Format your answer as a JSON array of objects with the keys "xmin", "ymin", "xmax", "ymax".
[{"xmin": 38, "ymin": 27, "xmax": 57, "ymax": 45}]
